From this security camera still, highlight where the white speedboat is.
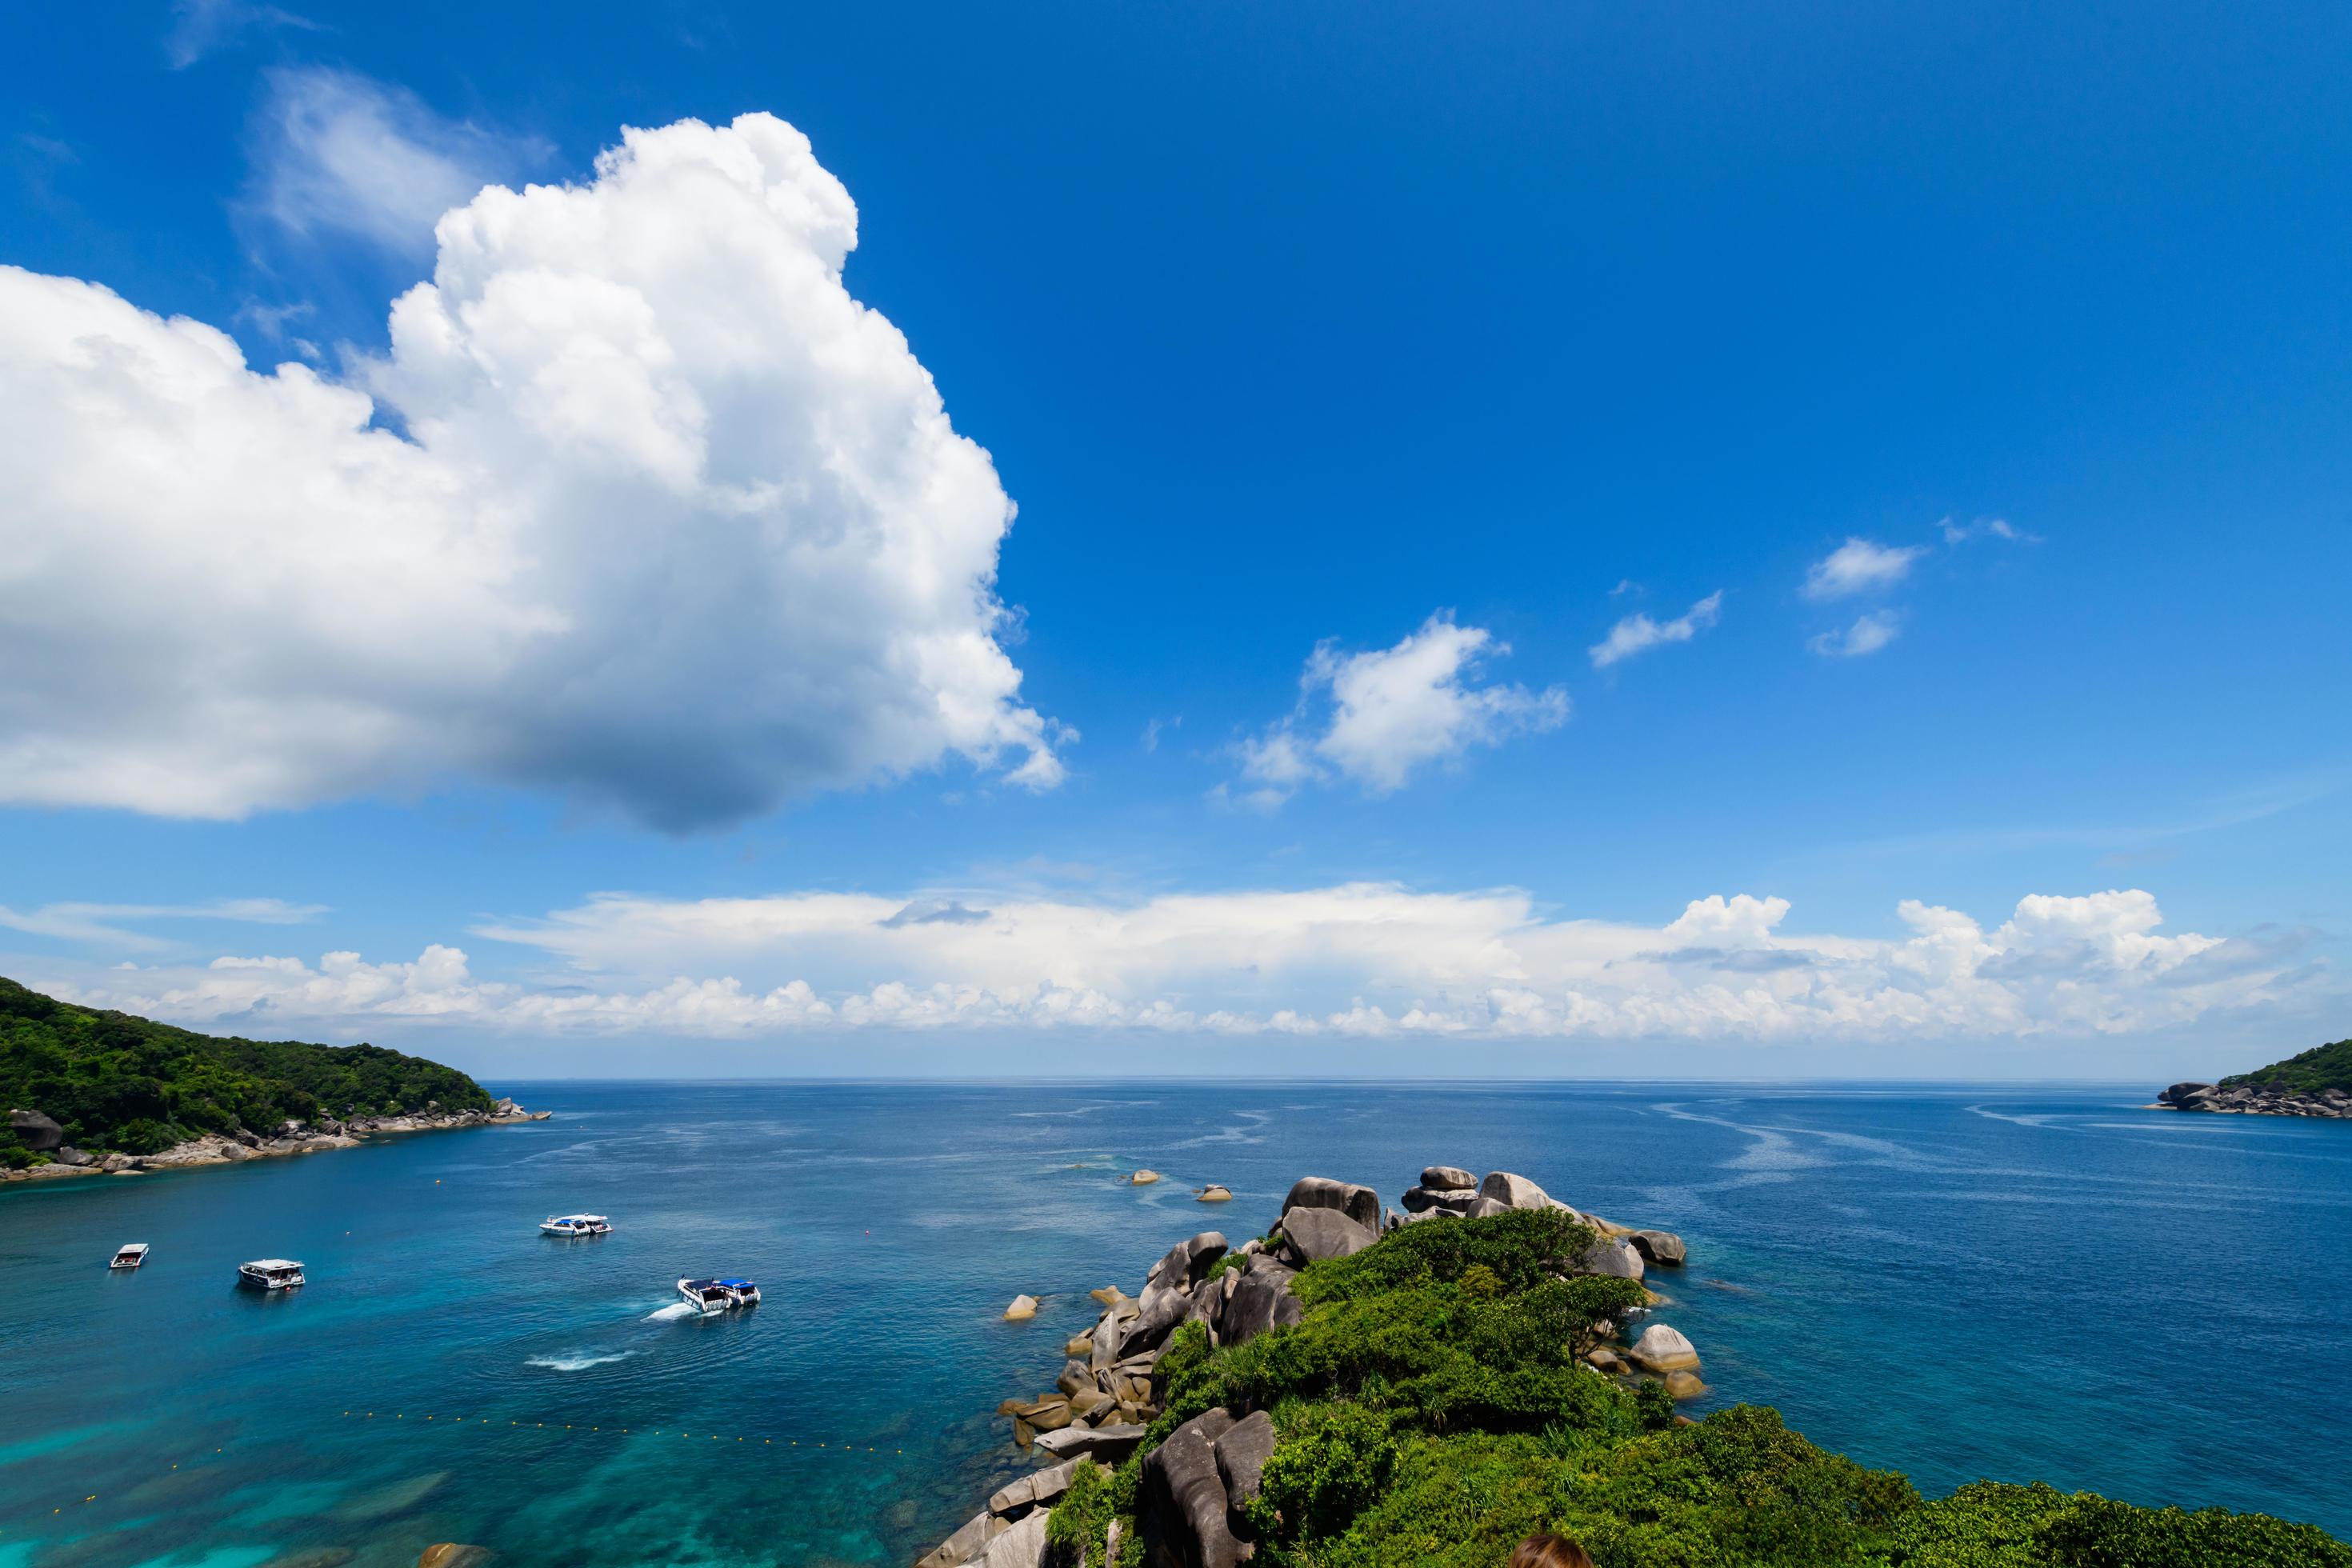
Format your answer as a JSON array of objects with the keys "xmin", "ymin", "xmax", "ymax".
[
  {"xmin": 109, "ymin": 1243, "xmax": 150, "ymax": 1270},
  {"xmin": 541, "ymin": 1214, "xmax": 613, "ymax": 1236},
  {"xmin": 238, "ymin": 1258, "xmax": 306, "ymax": 1290},
  {"xmin": 676, "ymin": 1277, "xmax": 760, "ymax": 1314}
]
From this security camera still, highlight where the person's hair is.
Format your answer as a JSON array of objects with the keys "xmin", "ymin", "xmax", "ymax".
[{"xmin": 1509, "ymin": 1534, "xmax": 1596, "ymax": 1568}]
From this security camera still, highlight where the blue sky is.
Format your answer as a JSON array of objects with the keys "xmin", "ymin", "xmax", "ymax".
[{"xmin": 2, "ymin": 0, "xmax": 2346, "ymax": 1078}]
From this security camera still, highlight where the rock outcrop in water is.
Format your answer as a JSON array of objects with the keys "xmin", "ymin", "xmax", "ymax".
[
  {"xmin": 2156, "ymin": 1080, "xmax": 2352, "ymax": 1118},
  {"xmin": 914, "ymin": 1163, "xmax": 1694, "ymax": 1568}
]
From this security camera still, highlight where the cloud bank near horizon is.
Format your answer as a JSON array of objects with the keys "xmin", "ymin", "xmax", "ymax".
[
  {"xmin": 34, "ymin": 883, "xmax": 2311, "ymax": 1046},
  {"xmin": 0, "ymin": 112, "xmax": 1062, "ymax": 830}
]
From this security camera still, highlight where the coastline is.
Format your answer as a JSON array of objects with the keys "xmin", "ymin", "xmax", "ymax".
[
  {"xmin": 2151, "ymin": 1081, "xmax": 2352, "ymax": 1119},
  {"xmin": 2, "ymin": 1098, "xmax": 550, "ymax": 1185}
]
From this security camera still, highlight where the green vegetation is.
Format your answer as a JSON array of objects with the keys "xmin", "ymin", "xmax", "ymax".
[
  {"xmin": 1049, "ymin": 1209, "xmax": 2350, "ymax": 1568},
  {"xmin": 0, "ymin": 975, "xmax": 494, "ymax": 1159},
  {"xmin": 2223, "ymin": 1037, "xmax": 2352, "ymax": 1096}
]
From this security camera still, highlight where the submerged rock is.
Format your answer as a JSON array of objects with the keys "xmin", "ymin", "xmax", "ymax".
[
  {"xmin": 1198, "ymin": 1184, "xmax": 1233, "ymax": 1202},
  {"xmin": 1664, "ymin": 1369, "xmax": 1710, "ymax": 1401},
  {"xmin": 416, "ymin": 1550, "xmax": 491, "ymax": 1568}
]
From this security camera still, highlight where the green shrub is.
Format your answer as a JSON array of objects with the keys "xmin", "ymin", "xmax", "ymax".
[
  {"xmin": 1294, "ymin": 1208, "xmax": 1597, "ymax": 1305},
  {"xmin": 1887, "ymin": 1482, "xmax": 2352, "ymax": 1568},
  {"xmin": 1458, "ymin": 1263, "xmax": 1503, "ymax": 1298},
  {"xmin": 1044, "ymin": 1459, "xmax": 1117, "ymax": 1567},
  {"xmin": 1249, "ymin": 1402, "xmax": 1400, "ymax": 1542}
]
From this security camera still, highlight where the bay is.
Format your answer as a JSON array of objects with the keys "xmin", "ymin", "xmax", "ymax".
[{"xmin": 2, "ymin": 1081, "xmax": 2346, "ymax": 1566}]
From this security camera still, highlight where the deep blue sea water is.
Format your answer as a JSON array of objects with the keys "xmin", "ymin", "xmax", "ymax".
[{"xmin": 3, "ymin": 1082, "xmax": 2348, "ymax": 1568}]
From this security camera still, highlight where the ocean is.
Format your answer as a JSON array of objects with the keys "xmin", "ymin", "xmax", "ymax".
[{"xmin": 2, "ymin": 1082, "xmax": 2347, "ymax": 1567}]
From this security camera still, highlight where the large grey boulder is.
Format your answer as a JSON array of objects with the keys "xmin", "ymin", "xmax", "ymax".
[
  {"xmin": 1189, "ymin": 1274, "xmax": 1228, "ymax": 1338},
  {"xmin": 1574, "ymin": 1237, "xmax": 1645, "ymax": 1282},
  {"xmin": 1214, "ymin": 1410, "xmax": 1276, "ymax": 1530},
  {"xmin": 1091, "ymin": 1310, "xmax": 1125, "ymax": 1372},
  {"xmin": 2159, "ymin": 1082, "xmax": 2215, "ymax": 1106},
  {"xmin": 1142, "ymin": 1409, "xmax": 1248, "ymax": 1568},
  {"xmin": 1463, "ymin": 1195, "xmax": 1513, "ymax": 1219},
  {"xmin": 1478, "ymin": 1170, "xmax": 1554, "ymax": 1210},
  {"xmin": 1032, "ymin": 1423, "xmax": 1149, "ymax": 1463},
  {"xmin": 1278, "ymin": 1206, "xmax": 1378, "ymax": 1265},
  {"xmin": 918, "ymin": 1510, "xmax": 1000, "ymax": 1568},
  {"xmin": 1401, "ymin": 1185, "xmax": 1478, "ymax": 1214},
  {"xmin": 1223, "ymin": 1263, "xmax": 1305, "ymax": 1346},
  {"xmin": 1282, "ymin": 1175, "xmax": 1380, "ymax": 1230},
  {"xmin": 1421, "ymin": 1164, "xmax": 1476, "ymax": 1190},
  {"xmin": 1146, "ymin": 1233, "xmax": 1230, "ymax": 1294},
  {"xmin": 1627, "ymin": 1323, "xmax": 1700, "ymax": 1374},
  {"xmin": 8, "ymin": 1110, "xmax": 63, "ymax": 1152},
  {"xmin": 1628, "ymin": 1230, "xmax": 1686, "ymax": 1267},
  {"xmin": 974, "ymin": 1508, "xmax": 1048, "ymax": 1568}
]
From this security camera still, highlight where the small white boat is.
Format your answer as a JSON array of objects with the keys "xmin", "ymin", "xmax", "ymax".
[
  {"xmin": 109, "ymin": 1243, "xmax": 150, "ymax": 1270},
  {"xmin": 540, "ymin": 1214, "xmax": 613, "ymax": 1237},
  {"xmin": 676, "ymin": 1277, "xmax": 760, "ymax": 1314},
  {"xmin": 238, "ymin": 1258, "xmax": 306, "ymax": 1290}
]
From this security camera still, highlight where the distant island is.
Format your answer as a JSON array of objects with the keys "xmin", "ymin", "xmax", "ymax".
[
  {"xmin": 924, "ymin": 1167, "xmax": 2350, "ymax": 1568},
  {"xmin": 2157, "ymin": 1035, "xmax": 2352, "ymax": 1119},
  {"xmin": 1, "ymin": 976, "xmax": 542, "ymax": 1182}
]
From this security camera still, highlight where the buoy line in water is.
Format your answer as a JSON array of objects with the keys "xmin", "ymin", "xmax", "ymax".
[{"xmin": 2, "ymin": 1446, "xmax": 230, "ymax": 1534}]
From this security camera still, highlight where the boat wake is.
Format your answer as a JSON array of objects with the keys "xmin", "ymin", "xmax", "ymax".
[
  {"xmin": 526, "ymin": 1350, "xmax": 636, "ymax": 1371},
  {"xmin": 644, "ymin": 1302, "xmax": 700, "ymax": 1322}
]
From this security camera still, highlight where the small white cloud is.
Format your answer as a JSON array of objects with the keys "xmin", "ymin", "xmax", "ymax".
[
  {"xmin": 0, "ymin": 898, "xmax": 327, "ymax": 949},
  {"xmin": 1803, "ymin": 537, "xmax": 1926, "ymax": 600},
  {"xmin": 1589, "ymin": 590, "xmax": 1722, "ymax": 669},
  {"xmin": 1232, "ymin": 614, "xmax": 1567, "ymax": 805},
  {"xmin": 247, "ymin": 68, "xmax": 550, "ymax": 254},
  {"xmin": 1939, "ymin": 515, "xmax": 2036, "ymax": 545},
  {"xmin": 1809, "ymin": 611, "xmax": 1901, "ymax": 658},
  {"xmin": 166, "ymin": 0, "xmax": 318, "ymax": 70},
  {"xmin": 1142, "ymin": 716, "xmax": 1181, "ymax": 753}
]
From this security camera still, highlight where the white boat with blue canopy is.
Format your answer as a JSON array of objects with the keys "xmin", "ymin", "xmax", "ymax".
[
  {"xmin": 540, "ymin": 1214, "xmax": 612, "ymax": 1236},
  {"xmin": 676, "ymin": 1277, "xmax": 760, "ymax": 1314}
]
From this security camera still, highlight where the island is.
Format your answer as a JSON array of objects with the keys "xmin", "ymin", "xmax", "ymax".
[
  {"xmin": 1, "ymin": 976, "xmax": 543, "ymax": 1182},
  {"xmin": 2155, "ymin": 1034, "xmax": 2352, "ymax": 1118},
  {"xmin": 926, "ymin": 1166, "xmax": 2350, "ymax": 1568}
]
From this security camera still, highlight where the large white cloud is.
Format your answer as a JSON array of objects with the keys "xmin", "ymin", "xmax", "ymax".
[
  {"xmin": 0, "ymin": 112, "xmax": 1063, "ymax": 828},
  {"xmin": 42, "ymin": 884, "xmax": 2306, "ymax": 1044},
  {"xmin": 1228, "ymin": 614, "xmax": 1566, "ymax": 806}
]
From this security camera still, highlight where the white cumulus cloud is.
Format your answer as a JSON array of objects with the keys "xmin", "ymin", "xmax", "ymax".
[
  {"xmin": 1809, "ymin": 611, "xmax": 1902, "ymax": 658},
  {"xmin": 1229, "ymin": 614, "xmax": 1566, "ymax": 806},
  {"xmin": 1803, "ymin": 537, "xmax": 1926, "ymax": 599},
  {"xmin": 0, "ymin": 112, "xmax": 1064, "ymax": 828},
  {"xmin": 39, "ymin": 884, "xmax": 2307, "ymax": 1045},
  {"xmin": 1589, "ymin": 590, "xmax": 1722, "ymax": 669}
]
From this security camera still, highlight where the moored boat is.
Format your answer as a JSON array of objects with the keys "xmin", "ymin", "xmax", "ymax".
[
  {"xmin": 540, "ymin": 1214, "xmax": 613, "ymax": 1236},
  {"xmin": 238, "ymin": 1258, "xmax": 306, "ymax": 1290},
  {"xmin": 676, "ymin": 1276, "xmax": 759, "ymax": 1314},
  {"xmin": 109, "ymin": 1243, "xmax": 150, "ymax": 1270}
]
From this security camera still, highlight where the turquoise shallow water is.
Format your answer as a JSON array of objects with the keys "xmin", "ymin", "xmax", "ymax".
[{"xmin": 2, "ymin": 1082, "xmax": 2348, "ymax": 1566}]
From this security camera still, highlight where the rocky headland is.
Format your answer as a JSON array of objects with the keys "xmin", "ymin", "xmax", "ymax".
[
  {"xmin": 2153, "ymin": 1080, "xmax": 2352, "ymax": 1118},
  {"xmin": 919, "ymin": 1164, "xmax": 1690, "ymax": 1568},
  {"xmin": 3, "ymin": 1098, "xmax": 549, "ymax": 1184},
  {"xmin": 914, "ymin": 1160, "xmax": 2351, "ymax": 1568}
]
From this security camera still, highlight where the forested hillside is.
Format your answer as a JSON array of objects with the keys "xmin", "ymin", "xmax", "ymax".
[{"xmin": 1, "ymin": 976, "xmax": 491, "ymax": 1162}]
